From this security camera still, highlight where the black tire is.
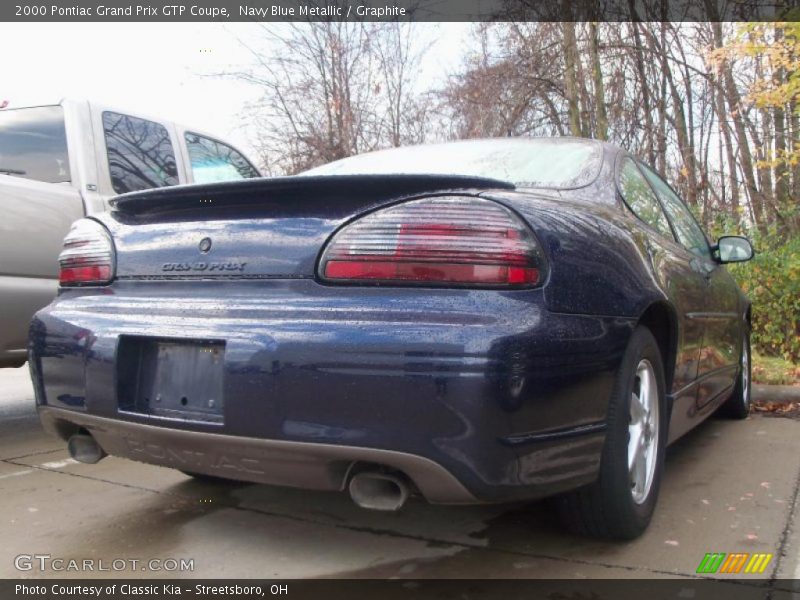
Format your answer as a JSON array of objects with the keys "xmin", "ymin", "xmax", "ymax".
[
  {"xmin": 716, "ymin": 328, "xmax": 751, "ymax": 420},
  {"xmin": 554, "ymin": 326, "xmax": 668, "ymax": 540}
]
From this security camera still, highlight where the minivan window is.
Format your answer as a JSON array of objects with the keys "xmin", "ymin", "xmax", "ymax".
[
  {"xmin": 102, "ymin": 111, "xmax": 178, "ymax": 194},
  {"xmin": 0, "ymin": 105, "xmax": 71, "ymax": 184},
  {"xmin": 185, "ymin": 132, "xmax": 259, "ymax": 183}
]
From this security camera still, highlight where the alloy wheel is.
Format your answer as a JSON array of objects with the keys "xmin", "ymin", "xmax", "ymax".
[{"xmin": 628, "ymin": 359, "xmax": 659, "ymax": 505}]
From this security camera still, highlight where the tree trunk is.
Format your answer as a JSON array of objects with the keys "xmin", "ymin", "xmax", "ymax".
[
  {"xmin": 562, "ymin": 21, "xmax": 582, "ymax": 136},
  {"xmin": 629, "ymin": 20, "xmax": 655, "ymax": 163},
  {"xmin": 654, "ymin": 23, "xmax": 668, "ymax": 174},
  {"xmin": 771, "ymin": 25, "xmax": 789, "ymax": 225},
  {"xmin": 750, "ymin": 40, "xmax": 776, "ymax": 224},
  {"xmin": 791, "ymin": 94, "xmax": 800, "ymax": 197},
  {"xmin": 707, "ymin": 13, "xmax": 767, "ymax": 232},
  {"xmin": 665, "ymin": 65, "xmax": 698, "ymax": 205},
  {"xmin": 712, "ymin": 69, "xmax": 740, "ymax": 213},
  {"xmin": 648, "ymin": 24, "xmax": 698, "ymax": 205},
  {"xmin": 589, "ymin": 22, "xmax": 608, "ymax": 140}
]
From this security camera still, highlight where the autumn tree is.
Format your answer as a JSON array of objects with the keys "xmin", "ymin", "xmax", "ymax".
[{"xmin": 712, "ymin": 21, "xmax": 800, "ymax": 235}]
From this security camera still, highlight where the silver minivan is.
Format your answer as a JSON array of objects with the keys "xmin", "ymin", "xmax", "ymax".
[{"xmin": 0, "ymin": 98, "xmax": 261, "ymax": 367}]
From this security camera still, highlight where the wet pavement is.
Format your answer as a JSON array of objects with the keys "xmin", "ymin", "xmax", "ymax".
[{"xmin": 1, "ymin": 365, "xmax": 798, "ymax": 583}]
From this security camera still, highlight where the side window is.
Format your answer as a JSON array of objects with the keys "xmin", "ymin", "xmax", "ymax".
[
  {"xmin": 185, "ymin": 132, "xmax": 259, "ymax": 183},
  {"xmin": 102, "ymin": 111, "xmax": 178, "ymax": 194},
  {"xmin": 0, "ymin": 105, "xmax": 70, "ymax": 184},
  {"xmin": 639, "ymin": 164, "xmax": 711, "ymax": 260},
  {"xmin": 618, "ymin": 158, "xmax": 672, "ymax": 239}
]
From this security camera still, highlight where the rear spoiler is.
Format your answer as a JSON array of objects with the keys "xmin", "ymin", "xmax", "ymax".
[{"xmin": 109, "ymin": 174, "xmax": 515, "ymax": 217}]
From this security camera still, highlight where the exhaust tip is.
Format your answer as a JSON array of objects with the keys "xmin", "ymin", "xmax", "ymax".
[
  {"xmin": 67, "ymin": 433, "xmax": 106, "ymax": 464},
  {"xmin": 348, "ymin": 471, "xmax": 410, "ymax": 512}
]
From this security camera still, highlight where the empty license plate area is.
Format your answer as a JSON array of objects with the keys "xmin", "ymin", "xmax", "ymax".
[{"xmin": 118, "ymin": 337, "xmax": 225, "ymax": 424}]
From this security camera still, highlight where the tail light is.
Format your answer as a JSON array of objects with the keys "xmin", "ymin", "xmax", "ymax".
[
  {"xmin": 319, "ymin": 196, "xmax": 545, "ymax": 286},
  {"xmin": 58, "ymin": 219, "xmax": 115, "ymax": 286}
]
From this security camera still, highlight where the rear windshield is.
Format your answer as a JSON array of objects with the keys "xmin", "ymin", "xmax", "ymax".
[
  {"xmin": 304, "ymin": 138, "xmax": 603, "ymax": 188},
  {"xmin": 0, "ymin": 105, "xmax": 70, "ymax": 184}
]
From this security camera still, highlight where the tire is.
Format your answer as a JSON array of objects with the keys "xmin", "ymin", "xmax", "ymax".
[
  {"xmin": 716, "ymin": 328, "xmax": 751, "ymax": 420},
  {"xmin": 555, "ymin": 326, "xmax": 668, "ymax": 540}
]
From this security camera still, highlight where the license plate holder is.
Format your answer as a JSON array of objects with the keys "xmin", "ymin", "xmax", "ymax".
[{"xmin": 118, "ymin": 337, "xmax": 225, "ymax": 424}]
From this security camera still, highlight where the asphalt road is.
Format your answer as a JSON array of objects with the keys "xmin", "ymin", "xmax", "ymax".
[{"xmin": 1, "ymin": 364, "xmax": 799, "ymax": 584}]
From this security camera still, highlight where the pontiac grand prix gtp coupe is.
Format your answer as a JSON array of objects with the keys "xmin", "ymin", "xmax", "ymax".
[{"xmin": 28, "ymin": 138, "xmax": 754, "ymax": 539}]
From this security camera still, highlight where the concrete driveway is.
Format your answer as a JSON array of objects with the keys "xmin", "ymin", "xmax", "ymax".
[{"xmin": 1, "ymin": 365, "xmax": 798, "ymax": 583}]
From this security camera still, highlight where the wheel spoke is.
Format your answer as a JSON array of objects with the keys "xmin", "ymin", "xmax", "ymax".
[
  {"xmin": 633, "ymin": 445, "xmax": 647, "ymax": 495},
  {"xmin": 639, "ymin": 369, "xmax": 651, "ymax": 412},
  {"xmin": 628, "ymin": 426, "xmax": 644, "ymax": 470},
  {"xmin": 628, "ymin": 358, "xmax": 660, "ymax": 505},
  {"xmin": 628, "ymin": 429, "xmax": 644, "ymax": 474},
  {"xmin": 630, "ymin": 391, "xmax": 644, "ymax": 422}
]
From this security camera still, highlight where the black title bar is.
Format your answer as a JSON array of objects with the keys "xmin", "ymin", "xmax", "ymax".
[
  {"xmin": 4, "ymin": 0, "xmax": 800, "ymax": 22},
  {"xmin": 4, "ymin": 578, "xmax": 799, "ymax": 600}
]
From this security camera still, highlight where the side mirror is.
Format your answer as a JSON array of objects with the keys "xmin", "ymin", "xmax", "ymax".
[{"xmin": 716, "ymin": 236, "xmax": 754, "ymax": 264}]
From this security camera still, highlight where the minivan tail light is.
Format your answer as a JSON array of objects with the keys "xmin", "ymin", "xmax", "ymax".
[
  {"xmin": 58, "ymin": 219, "xmax": 115, "ymax": 286},
  {"xmin": 319, "ymin": 196, "xmax": 545, "ymax": 286}
]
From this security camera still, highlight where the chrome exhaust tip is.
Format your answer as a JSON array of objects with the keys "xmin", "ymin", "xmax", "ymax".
[
  {"xmin": 67, "ymin": 432, "xmax": 106, "ymax": 464},
  {"xmin": 348, "ymin": 471, "xmax": 410, "ymax": 512}
]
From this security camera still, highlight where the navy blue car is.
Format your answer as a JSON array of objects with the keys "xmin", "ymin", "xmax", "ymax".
[{"xmin": 29, "ymin": 137, "xmax": 754, "ymax": 539}]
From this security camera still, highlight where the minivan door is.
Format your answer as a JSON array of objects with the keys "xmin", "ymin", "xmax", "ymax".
[{"xmin": 0, "ymin": 105, "xmax": 84, "ymax": 366}]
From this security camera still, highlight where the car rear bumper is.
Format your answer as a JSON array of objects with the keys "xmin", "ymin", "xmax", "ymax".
[
  {"xmin": 38, "ymin": 406, "xmax": 477, "ymax": 503},
  {"xmin": 29, "ymin": 279, "xmax": 634, "ymax": 503}
]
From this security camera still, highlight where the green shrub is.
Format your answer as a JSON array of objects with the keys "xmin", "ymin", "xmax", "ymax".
[{"xmin": 729, "ymin": 235, "xmax": 800, "ymax": 362}]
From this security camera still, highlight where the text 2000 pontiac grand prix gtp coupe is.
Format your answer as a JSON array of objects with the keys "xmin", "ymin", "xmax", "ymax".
[{"xmin": 29, "ymin": 138, "xmax": 754, "ymax": 539}]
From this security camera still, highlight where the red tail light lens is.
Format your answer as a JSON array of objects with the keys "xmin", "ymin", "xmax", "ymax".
[
  {"xmin": 58, "ymin": 219, "xmax": 115, "ymax": 286},
  {"xmin": 319, "ymin": 196, "xmax": 545, "ymax": 286}
]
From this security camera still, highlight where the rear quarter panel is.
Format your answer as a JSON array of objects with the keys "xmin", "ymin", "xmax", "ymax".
[{"xmin": 485, "ymin": 190, "xmax": 665, "ymax": 319}]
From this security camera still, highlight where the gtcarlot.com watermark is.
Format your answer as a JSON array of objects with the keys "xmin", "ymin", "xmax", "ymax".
[{"xmin": 14, "ymin": 553, "xmax": 194, "ymax": 573}]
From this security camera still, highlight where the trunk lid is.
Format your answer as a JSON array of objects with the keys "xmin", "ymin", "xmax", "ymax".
[{"xmin": 102, "ymin": 174, "xmax": 514, "ymax": 280}]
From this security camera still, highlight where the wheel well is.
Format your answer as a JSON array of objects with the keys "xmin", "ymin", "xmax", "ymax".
[{"xmin": 638, "ymin": 302, "xmax": 678, "ymax": 394}]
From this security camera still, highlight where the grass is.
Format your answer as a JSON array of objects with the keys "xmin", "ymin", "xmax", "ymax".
[{"xmin": 752, "ymin": 352, "xmax": 800, "ymax": 386}]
